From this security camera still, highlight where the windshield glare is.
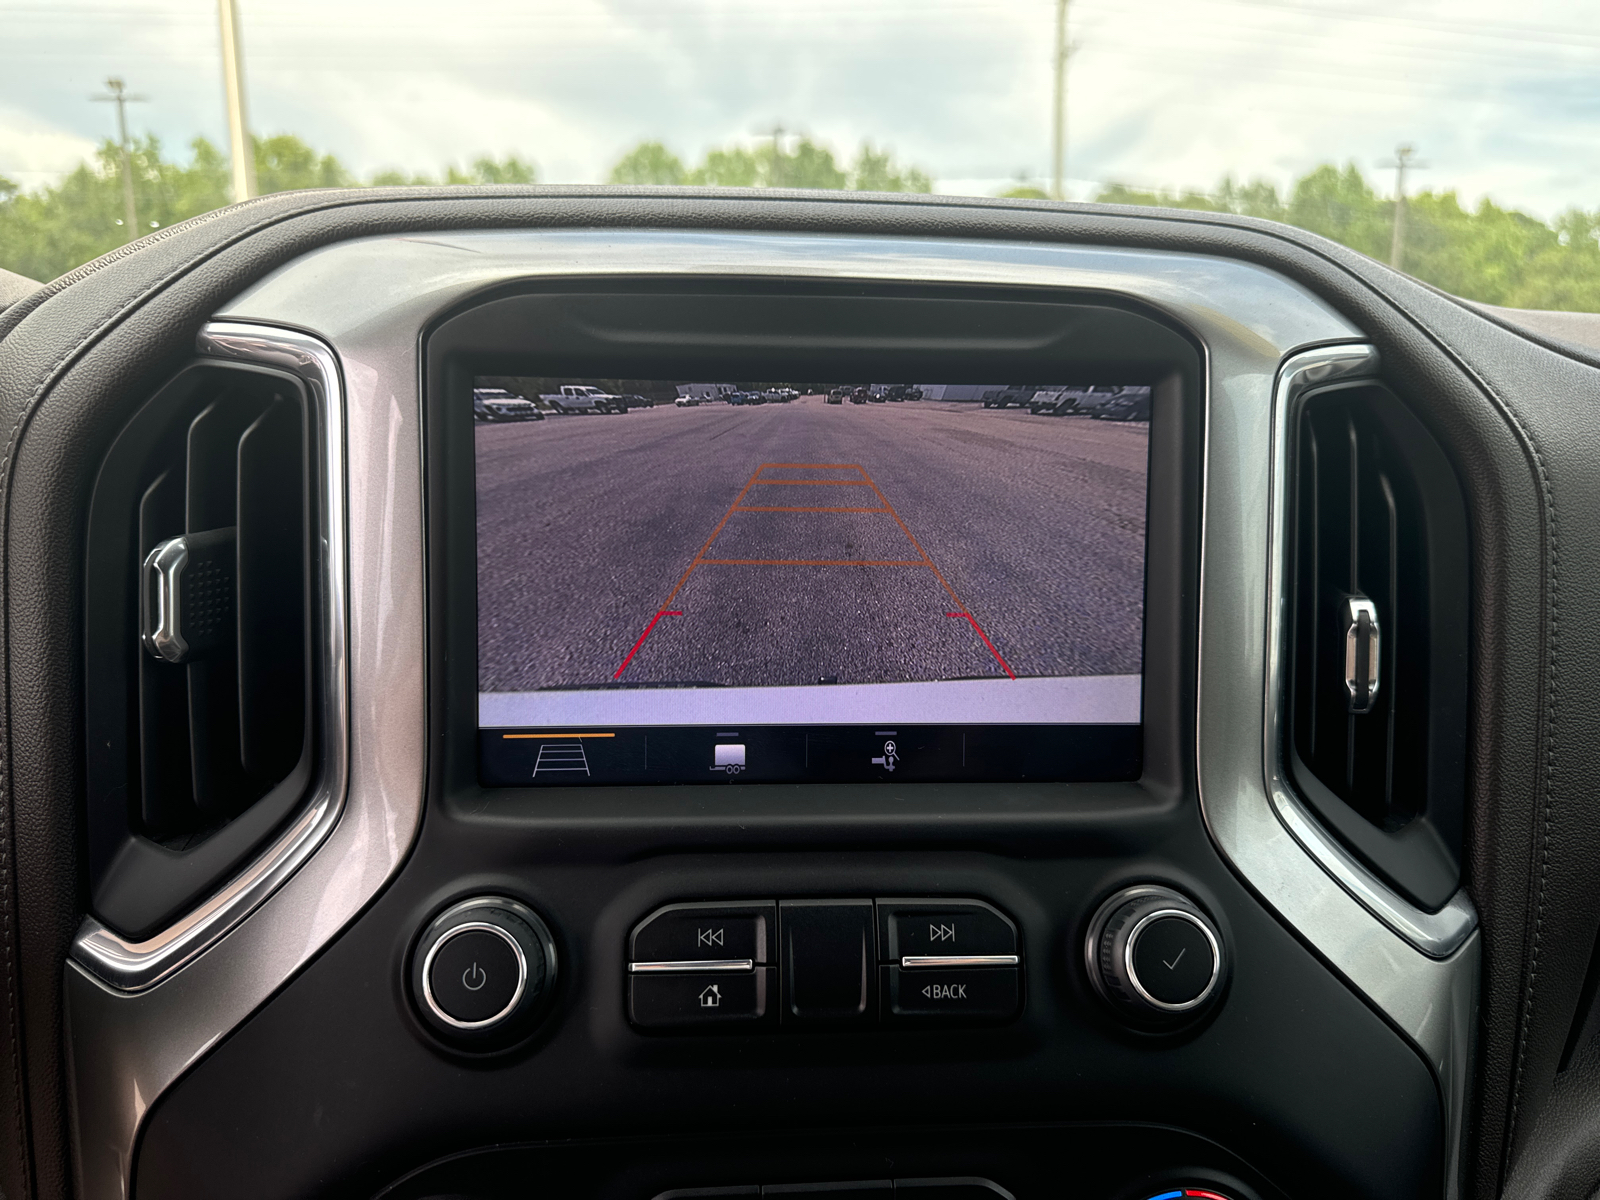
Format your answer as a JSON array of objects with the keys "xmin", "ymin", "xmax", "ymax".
[{"xmin": 1, "ymin": 0, "xmax": 1595, "ymax": 311}]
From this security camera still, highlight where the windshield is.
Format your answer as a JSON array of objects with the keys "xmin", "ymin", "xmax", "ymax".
[{"xmin": 1, "ymin": 0, "xmax": 1595, "ymax": 311}]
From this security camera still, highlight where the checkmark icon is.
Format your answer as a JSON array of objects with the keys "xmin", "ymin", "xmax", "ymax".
[{"xmin": 1162, "ymin": 947, "xmax": 1186, "ymax": 970}]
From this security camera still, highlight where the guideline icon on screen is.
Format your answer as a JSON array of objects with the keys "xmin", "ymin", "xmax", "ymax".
[
  {"xmin": 712, "ymin": 744, "xmax": 746, "ymax": 775},
  {"xmin": 872, "ymin": 740, "xmax": 900, "ymax": 772}
]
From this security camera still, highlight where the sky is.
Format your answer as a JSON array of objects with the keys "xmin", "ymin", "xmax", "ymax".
[{"xmin": 2, "ymin": 0, "xmax": 1597, "ymax": 220}]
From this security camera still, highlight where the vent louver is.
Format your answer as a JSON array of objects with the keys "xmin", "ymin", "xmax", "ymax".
[
  {"xmin": 1286, "ymin": 382, "xmax": 1469, "ymax": 912},
  {"xmin": 86, "ymin": 363, "xmax": 315, "ymax": 941}
]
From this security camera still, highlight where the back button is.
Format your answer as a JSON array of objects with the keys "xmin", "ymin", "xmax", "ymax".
[{"xmin": 884, "ymin": 965, "xmax": 1019, "ymax": 1021}]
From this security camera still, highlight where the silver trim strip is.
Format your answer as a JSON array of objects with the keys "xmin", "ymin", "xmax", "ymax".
[
  {"xmin": 1121, "ymin": 909, "xmax": 1221, "ymax": 1012},
  {"xmin": 420, "ymin": 923, "xmax": 528, "ymax": 1029},
  {"xmin": 900, "ymin": 955, "xmax": 1020, "ymax": 969},
  {"xmin": 1262, "ymin": 344, "xmax": 1478, "ymax": 958},
  {"xmin": 629, "ymin": 959, "xmax": 756, "ymax": 973},
  {"xmin": 69, "ymin": 323, "xmax": 351, "ymax": 992}
]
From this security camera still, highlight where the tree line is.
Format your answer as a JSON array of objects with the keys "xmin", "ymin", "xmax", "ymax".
[
  {"xmin": 2, "ymin": 134, "xmax": 1596, "ymax": 312},
  {"xmin": 1079, "ymin": 168, "xmax": 1600, "ymax": 312}
]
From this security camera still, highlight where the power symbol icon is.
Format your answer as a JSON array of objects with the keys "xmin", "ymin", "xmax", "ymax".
[{"xmin": 461, "ymin": 962, "xmax": 487, "ymax": 991}]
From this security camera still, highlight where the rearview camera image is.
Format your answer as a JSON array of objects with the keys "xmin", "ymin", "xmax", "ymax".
[{"xmin": 474, "ymin": 378, "xmax": 1152, "ymax": 784}]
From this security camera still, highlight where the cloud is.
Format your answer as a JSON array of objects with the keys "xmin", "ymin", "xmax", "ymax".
[
  {"xmin": 0, "ymin": 104, "xmax": 98, "ymax": 189},
  {"xmin": 0, "ymin": 0, "xmax": 1594, "ymax": 218}
]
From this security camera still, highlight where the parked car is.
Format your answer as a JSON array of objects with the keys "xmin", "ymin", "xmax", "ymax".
[
  {"xmin": 982, "ymin": 385, "xmax": 1037, "ymax": 409},
  {"xmin": 618, "ymin": 393, "xmax": 654, "ymax": 409},
  {"xmin": 725, "ymin": 391, "xmax": 762, "ymax": 406},
  {"xmin": 539, "ymin": 384, "xmax": 626, "ymax": 414},
  {"xmin": 850, "ymin": 386, "xmax": 872, "ymax": 404},
  {"xmin": 826, "ymin": 387, "xmax": 850, "ymax": 404},
  {"xmin": 884, "ymin": 384, "xmax": 922, "ymax": 402},
  {"xmin": 1080, "ymin": 385, "xmax": 1153, "ymax": 421},
  {"xmin": 472, "ymin": 387, "xmax": 545, "ymax": 422},
  {"xmin": 1029, "ymin": 387, "xmax": 1086, "ymax": 416},
  {"xmin": 674, "ymin": 393, "xmax": 700, "ymax": 407}
]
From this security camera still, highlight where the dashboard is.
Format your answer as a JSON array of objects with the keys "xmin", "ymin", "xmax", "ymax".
[{"xmin": 1, "ymin": 191, "xmax": 1599, "ymax": 1200}]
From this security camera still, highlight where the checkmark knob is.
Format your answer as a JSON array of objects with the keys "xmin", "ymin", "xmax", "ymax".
[{"xmin": 1084, "ymin": 884, "xmax": 1226, "ymax": 1025}]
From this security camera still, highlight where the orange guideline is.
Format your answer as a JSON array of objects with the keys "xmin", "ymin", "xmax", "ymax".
[{"xmin": 611, "ymin": 462, "xmax": 1016, "ymax": 680}]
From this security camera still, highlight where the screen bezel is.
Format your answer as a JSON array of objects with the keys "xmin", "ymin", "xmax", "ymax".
[{"xmin": 425, "ymin": 276, "xmax": 1204, "ymax": 815}]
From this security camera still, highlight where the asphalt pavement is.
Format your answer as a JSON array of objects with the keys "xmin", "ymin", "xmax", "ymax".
[{"xmin": 475, "ymin": 397, "xmax": 1150, "ymax": 693}]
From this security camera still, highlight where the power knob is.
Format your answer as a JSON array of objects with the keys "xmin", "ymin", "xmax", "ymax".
[
  {"xmin": 1084, "ymin": 885, "xmax": 1226, "ymax": 1025},
  {"xmin": 410, "ymin": 896, "xmax": 557, "ymax": 1045}
]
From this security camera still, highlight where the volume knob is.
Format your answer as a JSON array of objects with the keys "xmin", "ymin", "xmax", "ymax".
[{"xmin": 1085, "ymin": 885, "xmax": 1225, "ymax": 1024}]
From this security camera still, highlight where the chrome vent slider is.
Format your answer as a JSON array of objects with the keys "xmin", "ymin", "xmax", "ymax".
[
  {"xmin": 140, "ymin": 527, "xmax": 237, "ymax": 664},
  {"xmin": 1342, "ymin": 595, "xmax": 1380, "ymax": 714}
]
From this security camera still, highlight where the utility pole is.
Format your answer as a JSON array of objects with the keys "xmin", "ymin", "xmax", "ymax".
[
  {"xmin": 768, "ymin": 125, "xmax": 785, "ymax": 188},
  {"xmin": 1379, "ymin": 143, "xmax": 1426, "ymax": 270},
  {"xmin": 92, "ymin": 77, "xmax": 146, "ymax": 243},
  {"xmin": 218, "ymin": 0, "xmax": 258, "ymax": 202},
  {"xmin": 1050, "ymin": 0, "xmax": 1069, "ymax": 200}
]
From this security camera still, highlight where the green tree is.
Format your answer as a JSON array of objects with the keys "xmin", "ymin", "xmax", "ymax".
[
  {"xmin": 370, "ymin": 155, "xmax": 537, "ymax": 187},
  {"xmin": 254, "ymin": 133, "xmax": 356, "ymax": 192},
  {"xmin": 689, "ymin": 138, "xmax": 847, "ymax": 189},
  {"xmin": 614, "ymin": 136, "xmax": 930, "ymax": 193},
  {"xmin": 609, "ymin": 141, "xmax": 688, "ymax": 185},
  {"xmin": 848, "ymin": 143, "xmax": 931, "ymax": 193},
  {"xmin": 1284, "ymin": 164, "xmax": 1391, "ymax": 260},
  {"xmin": 689, "ymin": 145, "xmax": 763, "ymax": 188},
  {"xmin": 449, "ymin": 155, "xmax": 538, "ymax": 184},
  {"xmin": 1095, "ymin": 163, "xmax": 1600, "ymax": 312}
]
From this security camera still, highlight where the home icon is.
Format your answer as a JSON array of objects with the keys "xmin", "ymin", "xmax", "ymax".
[{"xmin": 698, "ymin": 984, "xmax": 722, "ymax": 1008}]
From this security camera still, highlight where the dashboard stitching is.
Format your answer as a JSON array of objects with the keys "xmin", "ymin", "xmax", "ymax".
[
  {"xmin": 1366, "ymin": 303, "xmax": 1560, "ymax": 1181},
  {"xmin": 0, "ymin": 762, "xmax": 28, "ymax": 1198},
  {"xmin": 1503, "ymin": 411, "xmax": 1560, "ymax": 1167}
]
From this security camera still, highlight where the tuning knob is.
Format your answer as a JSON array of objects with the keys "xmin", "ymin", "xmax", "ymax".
[
  {"xmin": 1085, "ymin": 885, "xmax": 1226, "ymax": 1025},
  {"xmin": 410, "ymin": 896, "xmax": 557, "ymax": 1045}
]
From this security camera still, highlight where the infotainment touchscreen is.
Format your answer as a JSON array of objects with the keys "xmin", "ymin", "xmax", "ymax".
[{"xmin": 474, "ymin": 378, "xmax": 1151, "ymax": 786}]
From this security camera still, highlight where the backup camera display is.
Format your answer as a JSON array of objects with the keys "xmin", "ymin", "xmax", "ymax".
[{"xmin": 475, "ymin": 378, "xmax": 1151, "ymax": 786}]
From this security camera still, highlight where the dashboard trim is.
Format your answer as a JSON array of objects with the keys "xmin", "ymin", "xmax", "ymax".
[
  {"xmin": 66, "ymin": 318, "xmax": 426, "ymax": 1200},
  {"xmin": 1262, "ymin": 346, "xmax": 1478, "ymax": 958},
  {"xmin": 59, "ymin": 229, "xmax": 1476, "ymax": 1199},
  {"xmin": 69, "ymin": 324, "xmax": 351, "ymax": 991}
]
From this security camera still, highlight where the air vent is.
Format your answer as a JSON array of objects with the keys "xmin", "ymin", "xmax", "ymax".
[
  {"xmin": 1286, "ymin": 381, "xmax": 1469, "ymax": 912},
  {"xmin": 85, "ymin": 363, "xmax": 315, "ymax": 941}
]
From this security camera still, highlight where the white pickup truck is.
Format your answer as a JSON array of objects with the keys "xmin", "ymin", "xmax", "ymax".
[{"xmin": 538, "ymin": 384, "xmax": 626, "ymax": 414}]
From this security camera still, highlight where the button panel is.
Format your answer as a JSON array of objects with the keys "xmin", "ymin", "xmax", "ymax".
[{"xmin": 626, "ymin": 898, "xmax": 1022, "ymax": 1032}]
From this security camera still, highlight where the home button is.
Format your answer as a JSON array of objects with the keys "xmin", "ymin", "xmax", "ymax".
[{"xmin": 630, "ymin": 969, "xmax": 773, "ymax": 1028}]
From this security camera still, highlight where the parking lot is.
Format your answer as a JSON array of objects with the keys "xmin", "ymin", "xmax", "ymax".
[{"xmin": 475, "ymin": 396, "xmax": 1150, "ymax": 693}]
